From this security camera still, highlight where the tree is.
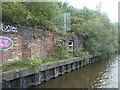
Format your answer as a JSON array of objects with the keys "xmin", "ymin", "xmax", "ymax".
[
  {"xmin": 2, "ymin": 2, "xmax": 63, "ymax": 31},
  {"xmin": 2, "ymin": 2, "xmax": 118, "ymax": 55}
]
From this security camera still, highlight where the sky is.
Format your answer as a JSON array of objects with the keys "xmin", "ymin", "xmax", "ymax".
[{"xmin": 60, "ymin": 0, "xmax": 119, "ymax": 23}]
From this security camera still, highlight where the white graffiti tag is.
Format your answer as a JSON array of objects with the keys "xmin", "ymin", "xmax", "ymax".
[{"xmin": 1, "ymin": 23, "xmax": 18, "ymax": 33}]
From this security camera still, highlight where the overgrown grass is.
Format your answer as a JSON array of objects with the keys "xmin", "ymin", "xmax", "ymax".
[
  {"xmin": 1, "ymin": 56, "xmax": 72, "ymax": 72},
  {"xmin": 1, "ymin": 47, "xmax": 90, "ymax": 72},
  {"xmin": 1, "ymin": 58, "xmax": 43, "ymax": 72},
  {"xmin": 43, "ymin": 55, "xmax": 72, "ymax": 64},
  {"xmin": 1, "ymin": 38, "xmax": 73, "ymax": 72}
]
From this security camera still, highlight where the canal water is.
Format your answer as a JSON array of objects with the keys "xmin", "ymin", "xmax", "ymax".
[{"xmin": 32, "ymin": 55, "xmax": 119, "ymax": 88}]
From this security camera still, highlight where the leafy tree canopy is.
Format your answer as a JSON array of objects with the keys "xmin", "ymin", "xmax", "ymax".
[{"xmin": 2, "ymin": 2, "xmax": 118, "ymax": 55}]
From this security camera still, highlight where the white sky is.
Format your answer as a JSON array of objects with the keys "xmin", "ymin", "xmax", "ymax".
[{"xmin": 60, "ymin": 0, "xmax": 119, "ymax": 23}]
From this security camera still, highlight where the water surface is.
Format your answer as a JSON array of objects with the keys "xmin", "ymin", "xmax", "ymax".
[{"xmin": 33, "ymin": 55, "xmax": 118, "ymax": 88}]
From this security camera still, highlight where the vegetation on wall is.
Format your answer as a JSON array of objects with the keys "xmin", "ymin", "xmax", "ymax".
[
  {"xmin": 59, "ymin": 2, "xmax": 118, "ymax": 56},
  {"xmin": 2, "ymin": 2, "xmax": 63, "ymax": 31},
  {"xmin": 1, "ymin": 59, "xmax": 43, "ymax": 71},
  {"xmin": 2, "ymin": 2, "xmax": 118, "ymax": 59},
  {"xmin": 56, "ymin": 40, "xmax": 70, "ymax": 59},
  {"xmin": 74, "ymin": 47, "xmax": 90, "ymax": 60}
]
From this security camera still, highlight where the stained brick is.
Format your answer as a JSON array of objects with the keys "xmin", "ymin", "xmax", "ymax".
[{"xmin": 1, "ymin": 27, "xmax": 83, "ymax": 64}]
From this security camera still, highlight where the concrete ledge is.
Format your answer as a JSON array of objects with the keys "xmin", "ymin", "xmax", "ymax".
[
  {"xmin": 1, "ymin": 55, "xmax": 109, "ymax": 88},
  {"xmin": 18, "ymin": 66, "xmax": 40, "ymax": 77},
  {"xmin": 2, "ymin": 66, "xmax": 40, "ymax": 81},
  {"xmin": 2, "ymin": 70, "xmax": 18, "ymax": 81}
]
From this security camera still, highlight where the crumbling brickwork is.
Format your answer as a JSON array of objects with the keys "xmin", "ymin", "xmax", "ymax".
[
  {"xmin": 1, "ymin": 32, "xmax": 22, "ymax": 64},
  {"xmin": 1, "ymin": 25, "xmax": 84, "ymax": 64},
  {"xmin": 31, "ymin": 31, "xmax": 57, "ymax": 59}
]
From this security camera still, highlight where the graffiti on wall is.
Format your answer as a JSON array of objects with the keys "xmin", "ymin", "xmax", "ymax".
[
  {"xmin": 0, "ymin": 36, "xmax": 14, "ymax": 50},
  {"xmin": 1, "ymin": 23, "xmax": 18, "ymax": 33}
]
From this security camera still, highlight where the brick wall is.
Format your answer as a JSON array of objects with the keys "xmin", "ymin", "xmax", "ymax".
[
  {"xmin": 1, "ymin": 33, "xmax": 22, "ymax": 64},
  {"xmin": 31, "ymin": 31, "xmax": 57, "ymax": 59},
  {"xmin": 1, "ymin": 26, "xmax": 84, "ymax": 64},
  {"xmin": 1, "ymin": 28, "xmax": 58, "ymax": 64}
]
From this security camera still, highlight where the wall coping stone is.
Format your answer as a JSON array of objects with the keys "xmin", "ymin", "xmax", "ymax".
[{"xmin": 1, "ymin": 57, "xmax": 88, "ymax": 81}]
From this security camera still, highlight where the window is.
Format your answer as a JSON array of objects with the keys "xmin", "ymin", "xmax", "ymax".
[{"xmin": 68, "ymin": 40, "xmax": 73, "ymax": 53}]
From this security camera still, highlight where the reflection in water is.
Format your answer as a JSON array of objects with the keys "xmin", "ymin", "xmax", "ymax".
[{"xmin": 33, "ymin": 56, "xmax": 118, "ymax": 88}]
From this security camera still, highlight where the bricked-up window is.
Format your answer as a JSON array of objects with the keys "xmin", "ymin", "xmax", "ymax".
[{"xmin": 69, "ymin": 40, "xmax": 73, "ymax": 53}]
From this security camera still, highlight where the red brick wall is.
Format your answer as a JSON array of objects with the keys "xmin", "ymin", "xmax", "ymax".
[
  {"xmin": 1, "ymin": 27, "xmax": 83, "ymax": 64},
  {"xmin": 1, "ymin": 30, "xmax": 57, "ymax": 64},
  {"xmin": 1, "ymin": 33, "xmax": 22, "ymax": 64},
  {"xmin": 31, "ymin": 31, "xmax": 57, "ymax": 59}
]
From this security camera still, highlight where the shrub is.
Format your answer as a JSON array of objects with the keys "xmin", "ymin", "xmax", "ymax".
[
  {"xmin": 56, "ymin": 40, "xmax": 70, "ymax": 59},
  {"xmin": 25, "ymin": 58, "xmax": 43, "ymax": 67},
  {"xmin": 74, "ymin": 47, "xmax": 90, "ymax": 60}
]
